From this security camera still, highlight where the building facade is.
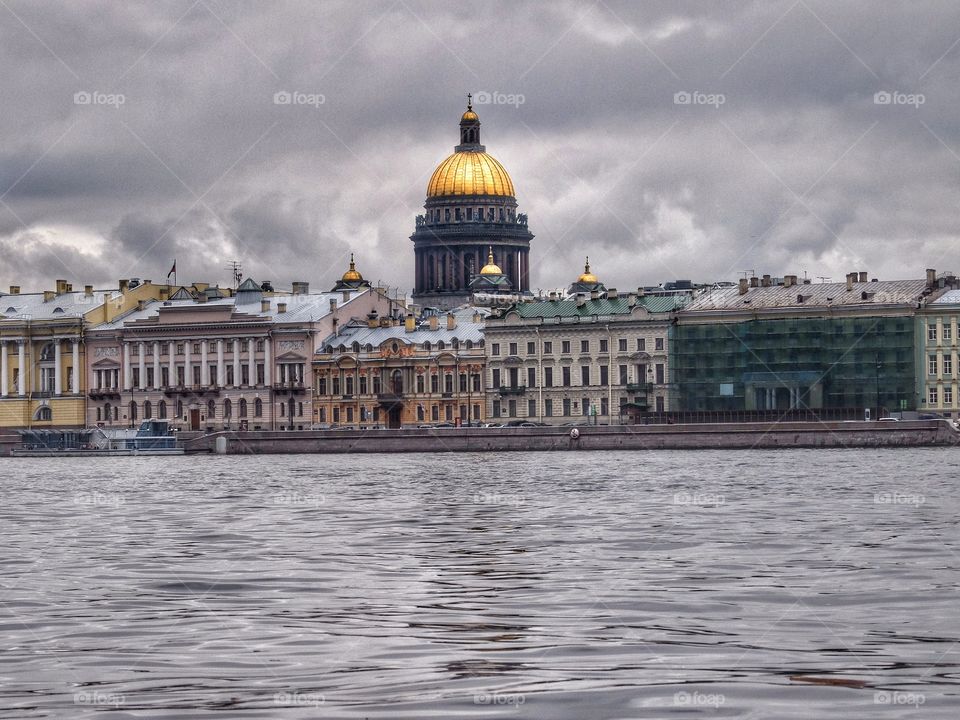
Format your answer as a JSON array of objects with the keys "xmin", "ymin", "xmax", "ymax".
[
  {"xmin": 672, "ymin": 271, "xmax": 955, "ymax": 414},
  {"xmin": 483, "ymin": 291, "xmax": 684, "ymax": 424},
  {"xmin": 917, "ymin": 287, "xmax": 960, "ymax": 417},
  {"xmin": 313, "ymin": 307, "xmax": 486, "ymax": 428},
  {"xmin": 84, "ymin": 279, "xmax": 403, "ymax": 431},
  {"xmin": 410, "ymin": 98, "xmax": 534, "ymax": 308}
]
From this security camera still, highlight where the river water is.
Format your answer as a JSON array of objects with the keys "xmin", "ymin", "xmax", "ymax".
[{"xmin": 0, "ymin": 449, "xmax": 957, "ymax": 718}]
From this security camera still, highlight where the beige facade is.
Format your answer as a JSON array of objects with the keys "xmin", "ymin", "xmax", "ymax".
[{"xmin": 919, "ymin": 291, "xmax": 960, "ymax": 417}]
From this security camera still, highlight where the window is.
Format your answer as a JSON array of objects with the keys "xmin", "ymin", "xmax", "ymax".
[
  {"xmin": 601, "ymin": 397, "xmax": 608, "ymax": 416},
  {"xmin": 444, "ymin": 374, "xmax": 454, "ymax": 393},
  {"xmin": 655, "ymin": 363, "xmax": 665, "ymax": 384},
  {"xmin": 132, "ymin": 345, "xmax": 139, "ymax": 356},
  {"xmin": 599, "ymin": 339, "xmax": 608, "ymax": 353},
  {"xmin": 509, "ymin": 342, "xmax": 518, "ymax": 356},
  {"xmin": 176, "ymin": 400, "xmax": 183, "ymax": 418},
  {"xmin": 360, "ymin": 376, "xmax": 368, "ymax": 394},
  {"xmin": 492, "ymin": 400, "xmax": 501, "ymax": 418},
  {"xmin": 618, "ymin": 338, "xmax": 627, "ymax": 352},
  {"xmin": 527, "ymin": 341, "xmax": 536, "ymax": 355},
  {"xmin": 158, "ymin": 400, "xmax": 167, "ymax": 419},
  {"xmin": 527, "ymin": 367, "xmax": 536, "ymax": 388},
  {"xmin": 193, "ymin": 343, "xmax": 201, "ymax": 354},
  {"xmin": 545, "ymin": 399, "xmax": 553, "ymax": 417},
  {"xmin": 544, "ymin": 367, "xmax": 553, "ymax": 387},
  {"xmin": 655, "ymin": 337, "xmax": 664, "ymax": 351},
  {"xmin": 929, "ymin": 355, "xmax": 938, "ymax": 375},
  {"xmin": 561, "ymin": 340, "xmax": 571, "ymax": 354},
  {"xmin": 563, "ymin": 399, "xmax": 571, "ymax": 416},
  {"xmin": 445, "ymin": 405, "xmax": 453, "ymax": 421},
  {"xmin": 945, "ymin": 386, "xmax": 954, "ymax": 404},
  {"xmin": 417, "ymin": 405, "xmax": 425, "ymax": 421},
  {"xmin": 600, "ymin": 366, "xmax": 608, "ymax": 386},
  {"xmin": 346, "ymin": 407, "xmax": 354, "ymax": 422},
  {"xmin": 492, "ymin": 369, "xmax": 501, "ymax": 388},
  {"xmin": 256, "ymin": 340, "xmax": 264, "ymax": 352},
  {"xmin": 416, "ymin": 374, "xmax": 425, "ymax": 393},
  {"xmin": 144, "ymin": 400, "xmax": 152, "ymax": 419},
  {"xmin": 543, "ymin": 341, "xmax": 553, "ymax": 354},
  {"xmin": 508, "ymin": 399, "xmax": 516, "ymax": 417},
  {"xmin": 580, "ymin": 340, "xmax": 589, "ymax": 353},
  {"xmin": 472, "ymin": 374, "xmax": 481, "ymax": 392},
  {"xmin": 929, "ymin": 323, "xmax": 938, "ymax": 341},
  {"xmin": 35, "ymin": 406, "xmax": 52, "ymax": 421},
  {"xmin": 527, "ymin": 399, "xmax": 536, "ymax": 417},
  {"xmin": 432, "ymin": 405, "xmax": 439, "ymax": 421},
  {"xmin": 459, "ymin": 373, "xmax": 468, "ymax": 392},
  {"xmin": 318, "ymin": 377, "xmax": 327, "ymax": 395},
  {"xmin": 946, "ymin": 356, "xmax": 953, "ymax": 375},
  {"xmin": 492, "ymin": 343, "xmax": 500, "ymax": 356},
  {"xmin": 176, "ymin": 343, "xmax": 184, "ymax": 355},
  {"xmin": 637, "ymin": 338, "xmax": 646, "ymax": 351},
  {"xmin": 929, "ymin": 387, "xmax": 939, "ymax": 404},
  {"xmin": 239, "ymin": 399, "xmax": 248, "ymax": 417},
  {"xmin": 945, "ymin": 324, "xmax": 953, "ymax": 341},
  {"xmin": 581, "ymin": 366, "xmax": 590, "ymax": 386},
  {"xmin": 619, "ymin": 364, "xmax": 628, "ymax": 384},
  {"xmin": 129, "ymin": 402, "xmax": 137, "ymax": 421},
  {"xmin": 207, "ymin": 399, "xmax": 215, "ymax": 419},
  {"xmin": 431, "ymin": 375, "xmax": 439, "ymax": 393},
  {"xmin": 562, "ymin": 367, "xmax": 571, "ymax": 386},
  {"xmin": 582, "ymin": 397, "xmax": 590, "ymax": 416},
  {"xmin": 223, "ymin": 399, "xmax": 232, "ymax": 419}
]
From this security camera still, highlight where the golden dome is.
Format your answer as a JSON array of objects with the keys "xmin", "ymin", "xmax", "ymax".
[
  {"xmin": 479, "ymin": 247, "xmax": 503, "ymax": 276},
  {"xmin": 578, "ymin": 257, "xmax": 598, "ymax": 284},
  {"xmin": 461, "ymin": 109, "xmax": 479, "ymax": 122},
  {"xmin": 427, "ymin": 151, "xmax": 515, "ymax": 198},
  {"xmin": 341, "ymin": 253, "xmax": 363, "ymax": 282}
]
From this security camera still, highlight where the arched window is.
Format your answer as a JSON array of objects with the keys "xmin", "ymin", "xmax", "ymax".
[
  {"xmin": 104, "ymin": 403, "xmax": 112, "ymax": 422},
  {"xmin": 254, "ymin": 398, "xmax": 263, "ymax": 417},
  {"xmin": 365, "ymin": 344, "xmax": 373, "ymax": 352},
  {"xmin": 34, "ymin": 406, "xmax": 52, "ymax": 421},
  {"xmin": 129, "ymin": 401, "xmax": 138, "ymax": 421},
  {"xmin": 176, "ymin": 400, "xmax": 183, "ymax": 418},
  {"xmin": 437, "ymin": 341, "xmax": 445, "ymax": 350},
  {"xmin": 39, "ymin": 342, "xmax": 54, "ymax": 361},
  {"xmin": 224, "ymin": 399, "xmax": 232, "ymax": 419},
  {"xmin": 465, "ymin": 340, "xmax": 473, "ymax": 349},
  {"xmin": 451, "ymin": 338, "xmax": 459, "ymax": 349},
  {"xmin": 158, "ymin": 400, "xmax": 167, "ymax": 419},
  {"xmin": 423, "ymin": 341, "xmax": 431, "ymax": 352},
  {"xmin": 239, "ymin": 399, "xmax": 248, "ymax": 417},
  {"xmin": 96, "ymin": 407, "xmax": 102, "ymax": 421},
  {"xmin": 352, "ymin": 342, "xmax": 360, "ymax": 353},
  {"xmin": 207, "ymin": 399, "xmax": 216, "ymax": 419},
  {"xmin": 143, "ymin": 400, "xmax": 152, "ymax": 419}
]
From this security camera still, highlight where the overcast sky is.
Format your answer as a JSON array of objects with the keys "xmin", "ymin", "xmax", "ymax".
[{"xmin": 1, "ymin": 0, "xmax": 959, "ymax": 295}]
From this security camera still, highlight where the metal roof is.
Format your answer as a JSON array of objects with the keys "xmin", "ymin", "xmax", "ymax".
[
  {"xmin": 929, "ymin": 289, "xmax": 960, "ymax": 306},
  {"xmin": 0, "ymin": 289, "xmax": 119, "ymax": 321},
  {"xmin": 503, "ymin": 294, "xmax": 687, "ymax": 319},
  {"xmin": 683, "ymin": 279, "xmax": 929, "ymax": 312},
  {"xmin": 320, "ymin": 314, "xmax": 485, "ymax": 350}
]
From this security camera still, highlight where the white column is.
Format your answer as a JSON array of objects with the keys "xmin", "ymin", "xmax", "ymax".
[
  {"xmin": 264, "ymin": 337, "xmax": 271, "ymax": 386},
  {"xmin": 153, "ymin": 341, "xmax": 161, "ymax": 390},
  {"xmin": 138, "ymin": 342, "xmax": 146, "ymax": 390},
  {"xmin": 72, "ymin": 340, "xmax": 79, "ymax": 394},
  {"xmin": 123, "ymin": 342, "xmax": 132, "ymax": 390},
  {"xmin": 168, "ymin": 342, "xmax": 175, "ymax": 387},
  {"xmin": 201, "ymin": 341, "xmax": 209, "ymax": 386},
  {"xmin": 248, "ymin": 339, "xmax": 256, "ymax": 387},
  {"xmin": 216, "ymin": 340, "xmax": 225, "ymax": 387},
  {"xmin": 54, "ymin": 339, "xmax": 62, "ymax": 396},
  {"xmin": 232, "ymin": 339, "xmax": 241, "ymax": 388},
  {"xmin": 17, "ymin": 341, "xmax": 25, "ymax": 396},
  {"xmin": 184, "ymin": 340, "xmax": 192, "ymax": 387},
  {"xmin": 0, "ymin": 341, "xmax": 7, "ymax": 397}
]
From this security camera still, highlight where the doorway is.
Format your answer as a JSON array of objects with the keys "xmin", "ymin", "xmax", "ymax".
[{"xmin": 190, "ymin": 409, "xmax": 200, "ymax": 431}]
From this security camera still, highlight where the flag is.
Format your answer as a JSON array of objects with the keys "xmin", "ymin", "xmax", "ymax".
[{"xmin": 167, "ymin": 260, "xmax": 176, "ymax": 279}]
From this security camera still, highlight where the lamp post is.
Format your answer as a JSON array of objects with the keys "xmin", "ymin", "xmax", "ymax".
[{"xmin": 875, "ymin": 352, "xmax": 882, "ymax": 421}]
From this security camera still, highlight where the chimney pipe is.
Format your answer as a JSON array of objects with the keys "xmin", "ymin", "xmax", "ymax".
[
  {"xmin": 261, "ymin": 298, "xmax": 271, "ymax": 313},
  {"xmin": 277, "ymin": 302, "xmax": 287, "ymax": 314},
  {"xmin": 84, "ymin": 285, "xmax": 93, "ymax": 297},
  {"xmin": 846, "ymin": 273, "xmax": 854, "ymax": 291},
  {"xmin": 9, "ymin": 285, "xmax": 20, "ymax": 295},
  {"xmin": 607, "ymin": 288, "xmax": 618, "ymax": 299},
  {"xmin": 762, "ymin": 274, "xmax": 771, "ymax": 287},
  {"xmin": 342, "ymin": 290, "xmax": 350, "ymax": 303},
  {"xmin": 446, "ymin": 312, "xmax": 456, "ymax": 330},
  {"xmin": 739, "ymin": 278, "xmax": 749, "ymax": 295},
  {"xmin": 750, "ymin": 276, "xmax": 759, "ymax": 288},
  {"xmin": 329, "ymin": 299, "xmax": 337, "ymax": 312},
  {"xmin": 859, "ymin": 271, "xmax": 868, "ymax": 283},
  {"xmin": 428, "ymin": 315, "xmax": 439, "ymax": 331},
  {"xmin": 43, "ymin": 290, "xmax": 55, "ymax": 302},
  {"xmin": 404, "ymin": 313, "xmax": 416, "ymax": 332},
  {"xmin": 927, "ymin": 268, "xmax": 937, "ymax": 287}
]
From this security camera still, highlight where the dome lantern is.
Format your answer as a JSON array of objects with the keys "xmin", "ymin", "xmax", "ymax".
[
  {"xmin": 578, "ymin": 257, "xmax": 598, "ymax": 284},
  {"xmin": 479, "ymin": 247, "xmax": 503, "ymax": 276}
]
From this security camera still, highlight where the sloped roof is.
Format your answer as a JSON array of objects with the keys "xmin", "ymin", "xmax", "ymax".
[
  {"xmin": 504, "ymin": 294, "xmax": 687, "ymax": 319},
  {"xmin": 0, "ymin": 289, "xmax": 118, "ymax": 321},
  {"xmin": 683, "ymin": 279, "xmax": 929, "ymax": 312}
]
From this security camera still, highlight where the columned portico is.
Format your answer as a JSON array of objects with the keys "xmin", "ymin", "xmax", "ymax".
[
  {"xmin": 71, "ymin": 340, "xmax": 79, "ymax": 394},
  {"xmin": 18, "ymin": 341, "xmax": 25, "ymax": 396},
  {"xmin": 1, "ymin": 341, "xmax": 8, "ymax": 397},
  {"xmin": 53, "ymin": 339, "xmax": 62, "ymax": 396}
]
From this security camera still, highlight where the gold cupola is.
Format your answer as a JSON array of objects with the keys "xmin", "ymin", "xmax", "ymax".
[
  {"xmin": 341, "ymin": 253, "xmax": 363, "ymax": 282},
  {"xmin": 578, "ymin": 257, "xmax": 598, "ymax": 284},
  {"xmin": 479, "ymin": 247, "xmax": 503, "ymax": 276},
  {"xmin": 426, "ymin": 97, "xmax": 516, "ymax": 199}
]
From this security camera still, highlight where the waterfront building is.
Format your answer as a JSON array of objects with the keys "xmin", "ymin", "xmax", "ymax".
[
  {"xmin": 917, "ymin": 284, "xmax": 960, "ymax": 417},
  {"xmin": 0, "ymin": 279, "xmax": 171, "ymax": 429},
  {"xmin": 410, "ymin": 98, "xmax": 533, "ymax": 308},
  {"xmin": 84, "ymin": 273, "xmax": 404, "ymax": 431},
  {"xmin": 484, "ymin": 272, "xmax": 685, "ymax": 424},
  {"xmin": 313, "ymin": 307, "xmax": 486, "ymax": 428},
  {"xmin": 672, "ymin": 270, "xmax": 957, "ymax": 414}
]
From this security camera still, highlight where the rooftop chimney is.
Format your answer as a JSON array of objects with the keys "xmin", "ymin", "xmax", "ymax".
[
  {"xmin": 9, "ymin": 285, "xmax": 20, "ymax": 295},
  {"xmin": 137, "ymin": 299, "xmax": 146, "ymax": 311},
  {"xmin": 590, "ymin": 290, "xmax": 599, "ymax": 300},
  {"xmin": 750, "ymin": 276, "xmax": 759, "ymax": 288},
  {"xmin": 342, "ymin": 290, "xmax": 350, "ymax": 303},
  {"xmin": 846, "ymin": 273, "xmax": 854, "ymax": 291},
  {"xmin": 261, "ymin": 298, "xmax": 271, "ymax": 313},
  {"xmin": 428, "ymin": 315, "xmax": 439, "ymax": 331},
  {"xmin": 607, "ymin": 288, "xmax": 619, "ymax": 299},
  {"xmin": 859, "ymin": 271, "xmax": 868, "ymax": 283},
  {"xmin": 367, "ymin": 311, "xmax": 379, "ymax": 328},
  {"xmin": 119, "ymin": 279, "xmax": 129, "ymax": 293},
  {"xmin": 473, "ymin": 310, "xmax": 483, "ymax": 323},
  {"xmin": 783, "ymin": 275, "xmax": 796, "ymax": 288},
  {"xmin": 446, "ymin": 312, "xmax": 456, "ymax": 330},
  {"xmin": 55, "ymin": 279, "xmax": 67, "ymax": 295},
  {"xmin": 927, "ymin": 268, "xmax": 937, "ymax": 287},
  {"xmin": 196, "ymin": 293, "xmax": 207, "ymax": 303},
  {"xmin": 43, "ymin": 290, "xmax": 55, "ymax": 302},
  {"xmin": 84, "ymin": 285, "xmax": 93, "ymax": 297},
  {"xmin": 277, "ymin": 302, "xmax": 287, "ymax": 314},
  {"xmin": 739, "ymin": 278, "xmax": 749, "ymax": 295},
  {"xmin": 576, "ymin": 295, "xmax": 586, "ymax": 308},
  {"xmin": 329, "ymin": 299, "xmax": 337, "ymax": 312},
  {"xmin": 291, "ymin": 281, "xmax": 308, "ymax": 295},
  {"xmin": 405, "ymin": 313, "xmax": 416, "ymax": 332},
  {"xmin": 761, "ymin": 274, "xmax": 771, "ymax": 287}
]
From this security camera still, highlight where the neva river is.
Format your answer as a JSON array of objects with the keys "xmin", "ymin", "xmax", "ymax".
[{"xmin": 1, "ymin": 449, "xmax": 958, "ymax": 719}]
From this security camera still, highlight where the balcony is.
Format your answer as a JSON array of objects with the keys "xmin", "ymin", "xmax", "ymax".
[
  {"xmin": 272, "ymin": 382, "xmax": 307, "ymax": 395},
  {"xmin": 498, "ymin": 385, "xmax": 527, "ymax": 396},
  {"xmin": 626, "ymin": 382, "xmax": 653, "ymax": 393},
  {"xmin": 377, "ymin": 392, "xmax": 404, "ymax": 407},
  {"xmin": 89, "ymin": 388, "xmax": 121, "ymax": 399}
]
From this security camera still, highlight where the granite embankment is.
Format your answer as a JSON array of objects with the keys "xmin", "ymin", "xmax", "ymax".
[{"xmin": 179, "ymin": 420, "xmax": 960, "ymax": 455}]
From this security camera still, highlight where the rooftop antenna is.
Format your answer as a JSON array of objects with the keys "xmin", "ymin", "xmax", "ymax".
[
  {"xmin": 740, "ymin": 270, "xmax": 755, "ymax": 279},
  {"xmin": 227, "ymin": 261, "xmax": 242, "ymax": 289},
  {"xmin": 817, "ymin": 276, "xmax": 830, "ymax": 284}
]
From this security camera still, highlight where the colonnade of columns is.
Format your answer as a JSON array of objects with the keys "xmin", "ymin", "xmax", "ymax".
[
  {"xmin": 0, "ymin": 337, "xmax": 81, "ymax": 397},
  {"xmin": 120, "ymin": 337, "xmax": 273, "ymax": 391},
  {"xmin": 414, "ymin": 245, "xmax": 530, "ymax": 294}
]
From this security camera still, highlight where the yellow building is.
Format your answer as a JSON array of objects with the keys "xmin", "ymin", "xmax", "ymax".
[{"xmin": 0, "ymin": 279, "xmax": 171, "ymax": 428}]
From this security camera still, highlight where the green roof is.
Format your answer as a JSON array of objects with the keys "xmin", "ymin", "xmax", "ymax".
[{"xmin": 507, "ymin": 294, "xmax": 686, "ymax": 319}]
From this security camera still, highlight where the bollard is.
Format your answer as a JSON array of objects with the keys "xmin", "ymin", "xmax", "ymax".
[{"xmin": 215, "ymin": 436, "xmax": 227, "ymax": 455}]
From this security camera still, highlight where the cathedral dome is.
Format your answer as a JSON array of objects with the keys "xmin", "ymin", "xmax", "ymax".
[
  {"xmin": 479, "ymin": 247, "xmax": 503, "ymax": 276},
  {"xmin": 426, "ymin": 151, "xmax": 515, "ymax": 198}
]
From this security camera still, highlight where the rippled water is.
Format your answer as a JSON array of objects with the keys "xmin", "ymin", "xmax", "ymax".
[{"xmin": 1, "ymin": 449, "xmax": 958, "ymax": 718}]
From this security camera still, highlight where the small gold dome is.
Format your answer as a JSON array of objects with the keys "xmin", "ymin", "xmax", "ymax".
[
  {"xmin": 427, "ymin": 151, "xmax": 515, "ymax": 198},
  {"xmin": 479, "ymin": 247, "xmax": 503, "ymax": 276},
  {"xmin": 578, "ymin": 257, "xmax": 598, "ymax": 284},
  {"xmin": 461, "ymin": 109, "xmax": 479, "ymax": 122},
  {"xmin": 341, "ymin": 253, "xmax": 363, "ymax": 282}
]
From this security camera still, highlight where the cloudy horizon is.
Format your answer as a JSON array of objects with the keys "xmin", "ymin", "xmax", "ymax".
[{"xmin": 2, "ymin": 0, "xmax": 959, "ymax": 295}]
